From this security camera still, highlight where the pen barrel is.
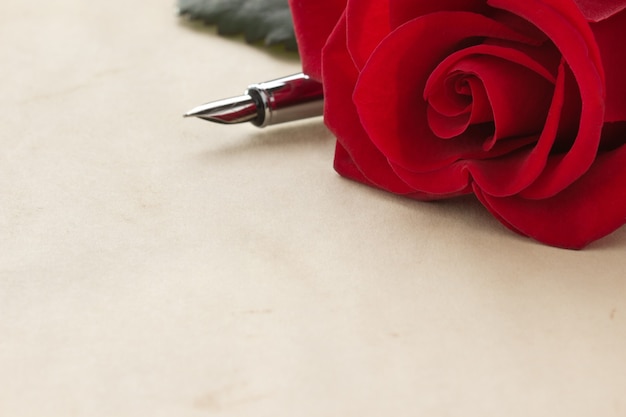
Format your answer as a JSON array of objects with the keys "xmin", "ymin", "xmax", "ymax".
[{"xmin": 247, "ymin": 73, "xmax": 324, "ymax": 127}]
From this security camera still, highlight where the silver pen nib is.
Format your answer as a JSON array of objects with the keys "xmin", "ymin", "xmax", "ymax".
[
  {"xmin": 184, "ymin": 73, "xmax": 324, "ymax": 128},
  {"xmin": 183, "ymin": 94, "xmax": 260, "ymax": 125}
]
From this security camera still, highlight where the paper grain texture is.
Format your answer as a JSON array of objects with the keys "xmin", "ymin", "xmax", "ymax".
[{"xmin": 1, "ymin": 1, "xmax": 625, "ymax": 416}]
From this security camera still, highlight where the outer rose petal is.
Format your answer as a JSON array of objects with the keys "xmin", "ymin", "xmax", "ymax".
[
  {"xmin": 324, "ymin": 14, "xmax": 418, "ymax": 195},
  {"xmin": 346, "ymin": 0, "xmax": 390, "ymax": 70},
  {"xmin": 288, "ymin": 0, "xmax": 346, "ymax": 80},
  {"xmin": 333, "ymin": 141, "xmax": 377, "ymax": 189},
  {"xmin": 389, "ymin": 0, "xmax": 488, "ymax": 29},
  {"xmin": 572, "ymin": 0, "xmax": 626, "ymax": 21},
  {"xmin": 591, "ymin": 10, "xmax": 626, "ymax": 123},
  {"xmin": 474, "ymin": 144, "xmax": 626, "ymax": 249}
]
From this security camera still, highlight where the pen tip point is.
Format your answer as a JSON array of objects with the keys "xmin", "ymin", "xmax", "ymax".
[{"xmin": 183, "ymin": 95, "xmax": 259, "ymax": 125}]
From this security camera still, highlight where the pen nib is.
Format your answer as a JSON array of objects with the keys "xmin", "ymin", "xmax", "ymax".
[{"xmin": 184, "ymin": 94, "xmax": 259, "ymax": 125}]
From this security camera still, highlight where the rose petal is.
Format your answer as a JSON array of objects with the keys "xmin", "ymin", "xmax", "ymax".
[
  {"xmin": 389, "ymin": 161, "xmax": 472, "ymax": 196},
  {"xmin": 424, "ymin": 42, "xmax": 558, "ymax": 99},
  {"xmin": 468, "ymin": 60, "xmax": 566, "ymax": 196},
  {"xmin": 474, "ymin": 144, "xmax": 626, "ymax": 249},
  {"xmin": 572, "ymin": 0, "xmax": 626, "ymax": 22},
  {"xmin": 489, "ymin": 0, "xmax": 604, "ymax": 87},
  {"xmin": 334, "ymin": 142, "xmax": 450, "ymax": 200},
  {"xmin": 389, "ymin": 0, "xmax": 488, "ymax": 29},
  {"xmin": 288, "ymin": 0, "xmax": 347, "ymax": 80},
  {"xmin": 454, "ymin": 55, "xmax": 554, "ymax": 144},
  {"xmin": 333, "ymin": 141, "xmax": 376, "ymax": 188},
  {"xmin": 490, "ymin": 0, "xmax": 605, "ymax": 199},
  {"xmin": 324, "ymin": 14, "xmax": 416, "ymax": 194},
  {"xmin": 346, "ymin": 0, "xmax": 390, "ymax": 70},
  {"xmin": 591, "ymin": 10, "xmax": 626, "ymax": 123},
  {"xmin": 424, "ymin": 42, "xmax": 558, "ymax": 143},
  {"xmin": 424, "ymin": 50, "xmax": 556, "ymax": 146},
  {"xmin": 354, "ymin": 11, "xmax": 541, "ymax": 175}
]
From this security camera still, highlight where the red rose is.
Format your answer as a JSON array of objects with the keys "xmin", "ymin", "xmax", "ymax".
[{"xmin": 289, "ymin": 0, "xmax": 626, "ymax": 249}]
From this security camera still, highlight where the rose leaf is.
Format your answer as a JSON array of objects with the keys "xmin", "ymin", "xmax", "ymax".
[{"xmin": 177, "ymin": 0, "xmax": 297, "ymax": 51}]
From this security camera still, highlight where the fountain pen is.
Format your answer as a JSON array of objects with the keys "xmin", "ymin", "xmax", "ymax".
[{"xmin": 184, "ymin": 73, "xmax": 324, "ymax": 128}]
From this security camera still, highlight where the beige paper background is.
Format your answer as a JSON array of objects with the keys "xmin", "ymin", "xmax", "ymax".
[{"xmin": 1, "ymin": 1, "xmax": 625, "ymax": 416}]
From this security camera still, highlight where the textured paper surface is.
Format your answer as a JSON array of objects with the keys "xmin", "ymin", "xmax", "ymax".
[{"xmin": 1, "ymin": 1, "xmax": 625, "ymax": 416}]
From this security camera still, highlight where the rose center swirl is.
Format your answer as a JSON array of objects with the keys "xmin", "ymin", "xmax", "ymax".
[{"xmin": 423, "ymin": 44, "xmax": 557, "ymax": 151}]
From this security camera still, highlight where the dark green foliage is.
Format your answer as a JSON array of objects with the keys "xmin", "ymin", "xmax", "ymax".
[{"xmin": 178, "ymin": 0, "xmax": 297, "ymax": 51}]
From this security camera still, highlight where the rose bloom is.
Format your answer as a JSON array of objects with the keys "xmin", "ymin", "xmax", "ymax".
[{"xmin": 289, "ymin": 0, "xmax": 626, "ymax": 249}]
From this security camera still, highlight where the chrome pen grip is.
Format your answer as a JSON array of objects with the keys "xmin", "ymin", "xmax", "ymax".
[{"xmin": 247, "ymin": 73, "xmax": 324, "ymax": 127}]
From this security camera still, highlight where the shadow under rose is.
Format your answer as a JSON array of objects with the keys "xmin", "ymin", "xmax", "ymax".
[
  {"xmin": 586, "ymin": 224, "xmax": 626, "ymax": 250},
  {"xmin": 195, "ymin": 118, "xmax": 626, "ymax": 251},
  {"xmin": 342, "ymin": 177, "xmax": 626, "ymax": 251},
  {"xmin": 429, "ymin": 194, "xmax": 626, "ymax": 251}
]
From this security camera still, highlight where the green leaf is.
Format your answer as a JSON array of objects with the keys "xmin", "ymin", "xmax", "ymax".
[{"xmin": 177, "ymin": 0, "xmax": 297, "ymax": 51}]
